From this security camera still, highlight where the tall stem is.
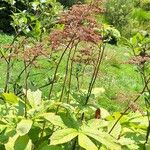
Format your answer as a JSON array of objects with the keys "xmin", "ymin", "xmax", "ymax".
[
  {"xmin": 48, "ymin": 37, "xmax": 75, "ymax": 99},
  {"xmin": 13, "ymin": 56, "xmax": 37, "ymax": 94},
  {"xmin": 67, "ymin": 42, "xmax": 79, "ymax": 103},
  {"xmin": 24, "ymin": 61, "xmax": 29, "ymax": 118},
  {"xmin": 85, "ymin": 44, "xmax": 105, "ymax": 105},
  {"xmin": 59, "ymin": 42, "xmax": 75, "ymax": 102},
  {"xmin": 4, "ymin": 34, "xmax": 19, "ymax": 92},
  {"xmin": 81, "ymin": 44, "xmax": 105, "ymax": 120}
]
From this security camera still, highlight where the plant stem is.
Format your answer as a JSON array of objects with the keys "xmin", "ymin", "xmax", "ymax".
[
  {"xmin": 24, "ymin": 61, "xmax": 29, "ymax": 118},
  {"xmin": 80, "ymin": 44, "xmax": 105, "ymax": 120},
  {"xmin": 144, "ymin": 98, "xmax": 150, "ymax": 145},
  {"xmin": 13, "ymin": 56, "xmax": 37, "ymax": 94},
  {"xmin": 4, "ymin": 33, "xmax": 20, "ymax": 92},
  {"xmin": 67, "ymin": 41, "xmax": 79, "ymax": 103},
  {"xmin": 72, "ymin": 137, "xmax": 77, "ymax": 150},
  {"xmin": 85, "ymin": 44, "xmax": 105, "ymax": 105},
  {"xmin": 48, "ymin": 36, "xmax": 75, "ymax": 99},
  {"xmin": 59, "ymin": 42, "xmax": 74, "ymax": 102}
]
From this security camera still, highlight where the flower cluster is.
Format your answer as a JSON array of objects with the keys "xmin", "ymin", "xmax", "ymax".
[
  {"xmin": 126, "ymin": 55, "xmax": 150, "ymax": 65},
  {"xmin": 20, "ymin": 43, "xmax": 47, "ymax": 62},
  {"xmin": 50, "ymin": 0, "xmax": 104, "ymax": 49},
  {"xmin": 71, "ymin": 46, "xmax": 97, "ymax": 65},
  {"xmin": 129, "ymin": 101, "xmax": 144, "ymax": 115},
  {"xmin": 2, "ymin": 37, "xmax": 49, "ymax": 63}
]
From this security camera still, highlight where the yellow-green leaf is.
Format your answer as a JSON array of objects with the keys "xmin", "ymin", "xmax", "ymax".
[
  {"xmin": 78, "ymin": 133, "xmax": 98, "ymax": 150},
  {"xmin": 1, "ymin": 93, "xmax": 18, "ymax": 104},
  {"xmin": 50, "ymin": 128, "xmax": 78, "ymax": 145},
  {"xmin": 16, "ymin": 119, "xmax": 33, "ymax": 136}
]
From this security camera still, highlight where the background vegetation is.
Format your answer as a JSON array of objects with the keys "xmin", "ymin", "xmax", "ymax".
[{"xmin": 0, "ymin": 0, "xmax": 150, "ymax": 150}]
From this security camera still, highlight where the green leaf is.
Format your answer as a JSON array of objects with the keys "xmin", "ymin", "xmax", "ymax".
[
  {"xmin": 32, "ymin": 21, "xmax": 42, "ymax": 38},
  {"xmin": 78, "ymin": 133, "xmax": 98, "ymax": 150},
  {"xmin": 60, "ymin": 113, "xmax": 79, "ymax": 129},
  {"xmin": 87, "ymin": 119, "xmax": 108, "ymax": 129},
  {"xmin": 108, "ymin": 120, "xmax": 121, "ymax": 138},
  {"xmin": 38, "ymin": 141, "xmax": 64, "ymax": 150},
  {"xmin": 5, "ymin": 134, "xmax": 32, "ymax": 150},
  {"xmin": 5, "ymin": 134, "xmax": 19, "ymax": 150},
  {"xmin": 14, "ymin": 135, "xmax": 32, "ymax": 150},
  {"xmin": 130, "ymin": 36, "xmax": 138, "ymax": 46},
  {"xmin": 25, "ymin": 89, "xmax": 42, "ymax": 108},
  {"xmin": 81, "ymin": 126, "xmax": 121, "ymax": 150},
  {"xmin": 1, "ymin": 93, "xmax": 18, "ymax": 104},
  {"xmin": 118, "ymin": 137, "xmax": 139, "ymax": 149},
  {"xmin": 16, "ymin": 119, "xmax": 33, "ymax": 136},
  {"xmin": 50, "ymin": 128, "xmax": 78, "ymax": 145},
  {"xmin": 43, "ymin": 113, "xmax": 67, "ymax": 128}
]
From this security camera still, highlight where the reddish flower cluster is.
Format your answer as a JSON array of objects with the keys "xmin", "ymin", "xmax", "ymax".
[
  {"xmin": 2, "ymin": 38, "xmax": 49, "ymax": 63},
  {"xmin": 20, "ymin": 44, "xmax": 46, "ymax": 61},
  {"xmin": 71, "ymin": 46, "xmax": 97, "ymax": 65},
  {"xmin": 50, "ymin": 0, "xmax": 104, "ymax": 49},
  {"xmin": 129, "ymin": 101, "xmax": 144, "ymax": 115},
  {"xmin": 126, "ymin": 55, "xmax": 150, "ymax": 65}
]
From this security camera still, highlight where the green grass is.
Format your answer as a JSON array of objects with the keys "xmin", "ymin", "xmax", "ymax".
[
  {"xmin": 0, "ymin": 32, "xmax": 13, "ymax": 46},
  {"xmin": 0, "ymin": 32, "xmax": 143, "ymax": 112}
]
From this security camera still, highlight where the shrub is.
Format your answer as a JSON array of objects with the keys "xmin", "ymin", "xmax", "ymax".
[
  {"xmin": 104, "ymin": 0, "xmax": 134, "ymax": 36},
  {"xmin": 0, "ymin": 0, "xmax": 62, "ymax": 34},
  {"xmin": 103, "ymin": 25, "xmax": 121, "ymax": 45}
]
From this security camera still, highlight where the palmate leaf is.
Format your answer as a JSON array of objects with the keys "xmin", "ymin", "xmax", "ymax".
[
  {"xmin": 50, "ymin": 128, "xmax": 78, "ymax": 145},
  {"xmin": 81, "ymin": 126, "xmax": 121, "ymax": 150},
  {"xmin": 60, "ymin": 113, "xmax": 79, "ymax": 129},
  {"xmin": 78, "ymin": 133, "xmax": 98, "ymax": 150},
  {"xmin": 16, "ymin": 119, "xmax": 33, "ymax": 136}
]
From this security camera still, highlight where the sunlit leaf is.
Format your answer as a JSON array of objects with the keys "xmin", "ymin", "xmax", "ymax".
[
  {"xmin": 43, "ymin": 113, "xmax": 67, "ymax": 128},
  {"xmin": 118, "ymin": 137, "xmax": 139, "ymax": 149},
  {"xmin": 14, "ymin": 135, "xmax": 32, "ymax": 150},
  {"xmin": 108, "ymin": 120, "xmax": 121, "ymax": 138},
  {"xmin": 24, "ymin": 89, "xmax": 42, "ymax": 108},
  {"xmin": 16, "ymin": 119, "xmax": 33, "ymax": 136},
  {"xmin": 78, "ymin": 133, "xmax": 98, "ymax": 150},
  {"xmin": 81, "ymin": 126, "xmax": 121, "ymax": 150},
  {"xmin": 5, "ymin": 134, "xmax": 19, "ymax": 150},
  {"xmin": 50, "ymin": 128, "xmax": 78, "ymax": 145},
  {"xmin": 1, "ymin": 93, "xmax": 18, "ymax": 104}
]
